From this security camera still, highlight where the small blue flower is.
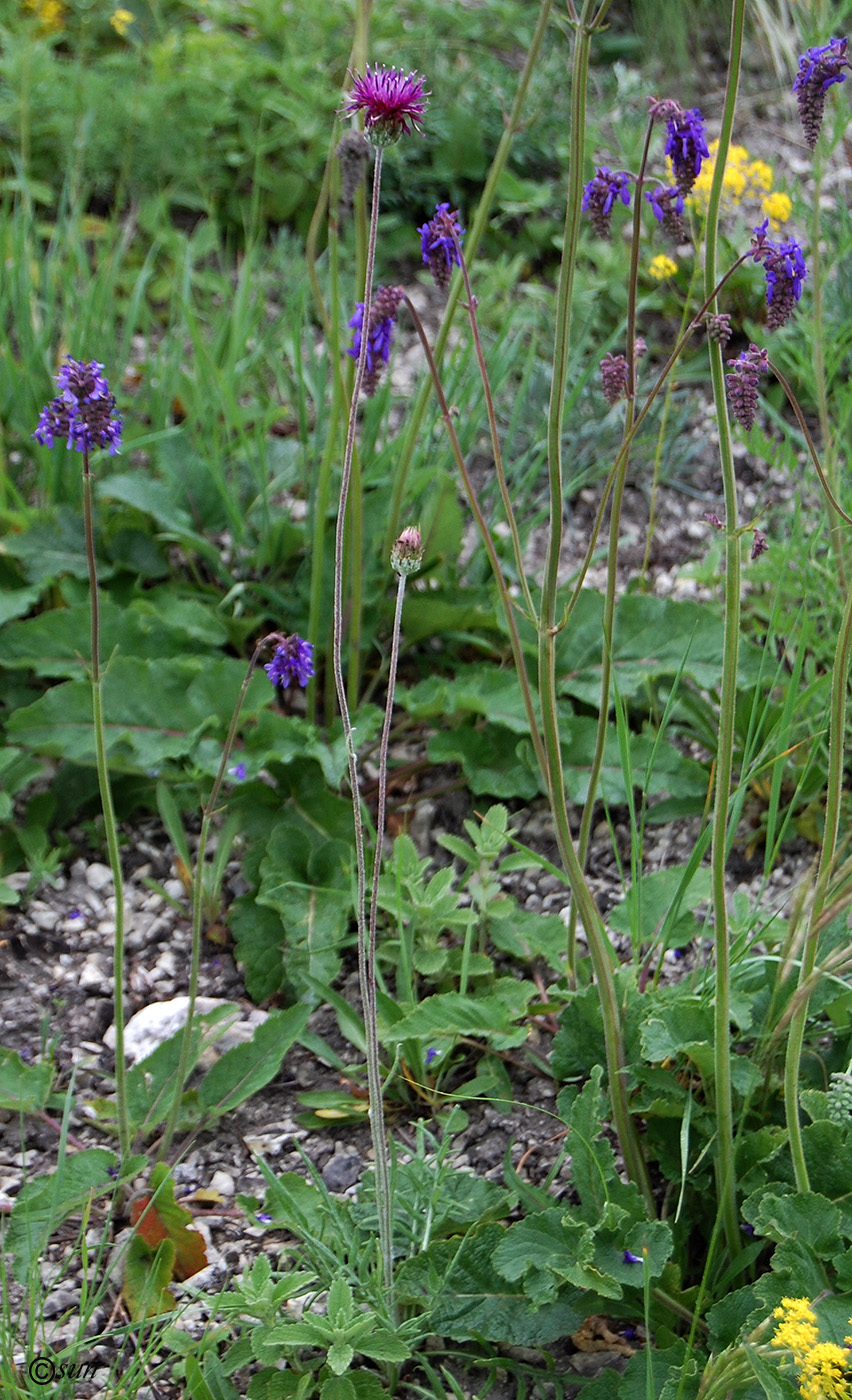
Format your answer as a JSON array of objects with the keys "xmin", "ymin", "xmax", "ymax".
[
  {"xmin": 623, "ymin": 1249, "xmax": 643, "ymax": 1265},
  {"xmin": 255, "ymin": 1212, "xmax": 272, "ymax": 1224},
  {"xmin": 425, "ymin": 1047, "xmax": 439, "ymax": 1067},
  {"xmin": 264, "ymin": 635, "xmax": 314, "ymax": 689},
  {"xmin": 228, "ymin": 763, "xmax": 247, "ymax": 781},
  {"xmin": 347, "ymin": 285, "xmax": 405, "ymax": 396}
]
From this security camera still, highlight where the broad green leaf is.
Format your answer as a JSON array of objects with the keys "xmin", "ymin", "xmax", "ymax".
[
  {"xmin": 608, "ymin": 866, "xmax": 712, "ymax": 945},
  {"xmin": 123, "ymin": 1236, "xmax": 176, "ymax": 1318},
  {"xmin": 428, "ymin": 724, "xmax": 540, "ymax": 799},
  {"xmin": 320, "ymin": 1378, "xmax": 357, "ymax": 1400},
  {"xmin": 395, "ymin": 1224, "xmax": 583, "ymax": 1345},
  {"xmin": 0, "ymin": 581, "xmax": 42, "ymax": 625},
  {"xmin": 559, "ymin": 714, "xmax": 707, "ymax": 809},
  {"xmin": 380, "ymin": 982, "xmax": 535, "ymax": 1050},
  {"xmin": 0, "ymin": 1047, "xmax": 53, "ymax": 1112},
  {"xmin": 357, "ymin": 1330, "xmax": 410, "ymax": 1363},
  {"xmin": 199, "ymin": 1005, "xmax": 309, "ymax": 1117},
  {"xmin": 401, "ymin": 665, "xmax": 534, "ymax": 734},
  {"xmin": 327, "ymin": 1342, "xmax": 355, "ymax": 1376}
]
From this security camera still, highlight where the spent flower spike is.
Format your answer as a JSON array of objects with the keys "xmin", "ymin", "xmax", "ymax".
[
  {"xmin": 34, "ymin": 356, "xmax": 122, "ymax": 455},
  {"xmin": 341, "ymin": 64, "xmax": 428, "ymax": 147},
  {"xmin": 418, "ymin": 203, "xmax": 465, "ymax": 290},
  {"xmin": 264, "ymin": 635, "xmax": 314, "ymax": 689},
  {"xmin": 793, "ymin": 37, "xmax": 849, "ymax": 148},
  {"xmin": 582, "ymin": 167, "xmax": 631, "ymax": 239}
]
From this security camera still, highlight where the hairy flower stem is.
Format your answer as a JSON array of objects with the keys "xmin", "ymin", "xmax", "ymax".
[
  {"xmin": 82, "ymin": 450, "xmax": 130, "ymax": 1164},
  {"xmin": 452, "ymin": 239, "xmax": 536, "ymax": 619},
  {"xmin": 334, "ymin": 148, "xmax": 393, "ymax": 1293},
  {"xmin": 536, "ymin": 0, "xmax": 652, "ymax": 1210},
  {"xmin": 770, "ymin": 365, "xmax": 852, "ymax": 1190},
  {"xmin": 158, "ymin": 638, "xmax": 268, "ymax": 1162},
  {"xmin": 573, "ymin": 115, "xmax": 654, "ymax": 899},
  {"xmin": 384, "ymin": 0, "xmax": 553, "ymax": 555},
  {"xmin": 403, "ymin": 295, "xmax": 547, "ymax": 782},
  {"xmin": 703, "ymin": 0, "xmax": 747, "ymax": 1264},
  {"xmin": 367, "ymin": 574, "xmax": 406, "ymax": 1020}
]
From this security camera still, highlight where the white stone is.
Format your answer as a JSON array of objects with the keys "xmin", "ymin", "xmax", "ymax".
[
  {"xmin": 104, "ymin": 997, "xmax": 268, "ymax": 1064},
  {"xmin": 86, "ymin": 863, "xmax": 114, "ymax": 892},
  {"xmin": 79, "ymin": 957, "xmax": 107, "ymax": 992},
  {"xmin": 208, "ymin": 1170, "xmax": 235, "ymax": 1198}
]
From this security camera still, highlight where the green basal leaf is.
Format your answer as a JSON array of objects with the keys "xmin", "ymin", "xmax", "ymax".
[{"xmin": 0, "ymin": 1046, "xmax": 53, "ymax": 1112}]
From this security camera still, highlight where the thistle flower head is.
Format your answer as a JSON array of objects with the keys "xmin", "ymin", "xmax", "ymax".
[
  {"xmin": 582, "ymin": 167, "xmax": 631, "ymax": 239},
  {"xmin": 341, "ymin": 64, "xmax": 428, "ymax": 147},
  {"xmin": 664, "ymin": 107, "xmax": 710, "ymax": 196},
  {"xmin": 264, "ymin": 634, "xmax": 314, "ymax": 689},
  {"xmin": 33, "ymin": 356, "xmax": 122, "ymax": 455},
  {"xmin": 750, "ymin": 220, "xmax": 808, "ymax": 330},
  {"xmin": 726, "ymin": 343, "xmax": 769, "ymax": 430},
  {"xmin": 391, "ymin": 525, "xmax": 423, "ymax": 576},
  {"xmin": 347, "ymin": 285, "xmax": 405, "ymax": 396},
  {"xmin": 418, "ymin": 203, "xmax": 465, "ymax": 290},
  {"xmin": 793, "ymin": 37, "xmax": 849, "ymax": 148}
]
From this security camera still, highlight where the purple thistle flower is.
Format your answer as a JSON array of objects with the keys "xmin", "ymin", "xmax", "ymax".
[
  {"xmin": 749, "ymin": 221, "xmax": 808, "ymax": 330},
  {"xmin": 644, "ymin": 185, "xmax": 685, "ymax": 242},
  {"xmin": 33, "ymin": 356, "xmax": 122, "ymax": 455},
  {"xmin": 793, "ymin": 37, "xmax": 849, "ymax": 149},
  {"xmin": 348, "ymin": 284, "xmax": 405, "ymax": 396},
  {"xmin": 600, "ymin": 351, "xmax": 629, "ymax": 406},
  {"xmin": 726, "ymin": 343, "xmax": 769, "ymax": 431},
  {"xmin": 582, "ymin": 167, "xmax": 631, "ymax": 239},
  {"xmin": 341, "ymin": 64, "xmax": 428, "ymax": 147},
  {"xmin": 664, "ymin": 107, "xmax": 710, "ymax": 196},
  {"xmin": 418, "ymin": 203, "xmax": 465, "ymax": 291},
  {"xmin": 264, "ymin": 635, "xmax": 314, "ymax": 689}
]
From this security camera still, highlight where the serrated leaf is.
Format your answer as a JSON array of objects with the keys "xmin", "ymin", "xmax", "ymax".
[
  {"xmin": 7, "ymin": 1148, "xmax": 139, "ymax": 1282},
  {"xmin": 320, "ymin": 1377, "xmax": 357, "ymax": 1400},
  {"xmin": 327, "ymin": 1341, "xmax": 355, "ymax": 1375},
  {"xmin": 380, "ymin": 982, "xmax": 535, "ymax": 1050},
  {"xmin": 357, "ymin": 1329, "xmax": 410, "ymax": 1363}
]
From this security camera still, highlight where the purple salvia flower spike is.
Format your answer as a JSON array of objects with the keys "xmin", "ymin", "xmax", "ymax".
[
  {"xmin": 264, "ymin": 635, "xmax": 315, "ymax": 689},
  {"xmin": 664, "ymin": 107, "xmax": 710, "ymax": 196},
  {"xmin": 600, "ymin": 351, "xmax": 629, "ymax": 406},
  {"xmin": 418, "ymin": 203, "xmax": 465, "ymax": 290},
  {"xmin": 33, "ymin": 356, "xmax": 122, "ymax": 455},
  {"xmin": 582, "ymin": 167, "xmax": 631, "ymax": 239},
  {"xmin": 726, "ymin": 344, "xmax": 769, "ymax": 430},
  {"xmin": 347, "ymin": 285, "xmax": 405, "ymax": 396},
  {"xmin": 793, "ymin": 36, "xmax": 849, "ymax": 148},
  {"xmin": 749, "ymin": 223, "xmax": 808, "ymax": 330}
]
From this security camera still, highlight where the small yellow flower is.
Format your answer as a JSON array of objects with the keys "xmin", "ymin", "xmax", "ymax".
[
  {"xmin": 772, "ymin": 1297, "xmax": 820, "ymax": 1361},
  {"xmin": 110, "ymin": 8, "xmax": 135, "ymax": 35},
  {"xmin": 24, "ymin": 0, "xmax": 66, "ymax": 31},
  {"xmin": 649, "ymin": 253, "xmax": 678, "ymax": 281},
  {"xmin": 762, "ymin": 190, "xmax": 792, "ymax": 230},
  {"xmin": 799, "ymin": 1343, "xmax": 852, "ymax": 1400}
]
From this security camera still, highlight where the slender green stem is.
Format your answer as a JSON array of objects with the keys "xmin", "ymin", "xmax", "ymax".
[
  {"xmin": 703, "ymin": 0, "xmax": 747, "ymax": 1262},
  {"xmin": 82, "ymin": 451, "xmax": 129, "ymax": 1164},
  {"xmin": 158, "ymin": 636, "xmax": 269, "ymax": 1162},
  {"xmin": 402, "ymin": 294, "xmax": 547, "ymax": 783},
  {"xmin": 333, "ymin": 147, "xmax": 393, "ymax": 1292},
  {"xmin": 384, "ymin": 0, "xmax": 554, "ymax": 555},
  {"xmin": 535, "ymin": 0, "xmax": 652, "ymax": 1209}
]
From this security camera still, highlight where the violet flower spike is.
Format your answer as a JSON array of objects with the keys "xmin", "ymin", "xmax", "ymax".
[
  {"xmin": 33, "ymin": 356, "xmax": 122, "ymax": 455},
  {"xmin": 341, "ymin": 64, "xmax": 428, "ymax": 147},
  {"xmin": 600, "ymin": 351, "xmax": 629, "ymax": 406},
  {"xmin": 347, "ymin": 285, "xmax": 405, "ymax": 397},
  {"xmin": 264, "ymin": 635, "xmax": 315, "ymax": 689},
  {"xmin": 644, "ymin": 185, "xmax": 685, "ymax": 242},
  {"xmin": 793, "ymin": 37, "xmax": 849, "ymax": 149},
  {"xmin": 418, "ymin": 203, "xmax": 465, "ymax": 291},
  {"xmin": 726, "ymin": 344, "xmax": 769, "ymax": 431},
  {"xmin": 582, "ymin": 167, "xmax": 631, "ymax": 239},
  {"xmin": 664, "ymin": 107, "xmax": 710, "ymax": 196},
  {"xmin": 749, "ymin": 221, "xmax": 808, "ymax": 331}
]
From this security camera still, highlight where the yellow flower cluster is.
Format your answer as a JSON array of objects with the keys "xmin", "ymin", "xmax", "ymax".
[
  {"xmin": 649, "ymin": 253, "xmax": 678, "ymax": 281},
  {"xmin": 687, "ymin": 140, "xmax": 792, "ymax": 230},
  {"xmin": 110, "ymin": 8, "xmax": 135, "ymax": 35},
  {"xmin": 771, "ymin": 1298, "xmax": 852, "ymax": 1400},
  {"xmin": 23, "ymin": 0, "xmax": 66, "ymax": 31}
]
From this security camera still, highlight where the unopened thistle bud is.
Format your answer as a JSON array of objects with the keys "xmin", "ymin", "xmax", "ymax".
[
  {"xmin": 793, "ymin": 37, "xmax": 849, "ymax": 149},
  {"xmin": 340, "ymin": 65, "xmax": 428, "ymax": 147},
  {"xmin": 726, "ymin": 344, "xmax": 769, "ymax": 431},
  {"xmin": 391, "ymin": 525, "xmax": 423, "ymax": 576},
  {"xmin": 336, "ymin": 130, "xmax": 371, "ymax": 208},
  {"xmin": 600, "ymin": 351, "xmax": 629, "ymax": 406}
]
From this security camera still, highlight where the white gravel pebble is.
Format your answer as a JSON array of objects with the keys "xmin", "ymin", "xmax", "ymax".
[{"xmin": 86, "ymin": 863, "xmax": 114, "ymax": 892}]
